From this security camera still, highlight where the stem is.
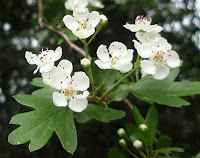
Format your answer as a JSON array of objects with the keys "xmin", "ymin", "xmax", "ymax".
[
  {"xmin": 100, "ymin": 67, "xmax": 136, "ymax": 100},
  {"xmin": 94, "ymin": 69, "xmax": 113, "ymax": 96},
  {"xmin": 87, "ymin": 29, "xmax": 100, "ymax": 46},
  {"xmin": 135, "ymin": 54, "xmax": 140, "ymax": 82},
  {"xmin": 125, "ymin": 148, "xmax": 139, "ymax": 158},
  {"xmin": 145, "ymin": 145, "xmax": 150, "ymax": 157},
  {"xmin": 84, "ymin": 39, "xmax": 89, "ymax": 59},
  {"xmin": 88, "ymin": 66, "xmax": 95, "ymax": 92},
  {"xmin": 138, "ymin": 150, "xmax": 148, "ymax": 158}
]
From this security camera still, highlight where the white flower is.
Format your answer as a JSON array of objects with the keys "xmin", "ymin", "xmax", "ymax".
[
  {"xmin": 94, "ymin": 41, "xmax": 134, "ymax": 73},
  {"xmin": 63, "ymin": 8, "xmax": 100, "ymax": 39},
  {"xmin": 100, "ymin": 14, "xmax": 108, "ymax": 24},
  {"xmin": 124, "ymin": 15, "xmax": 163, "ymax": 33},
  {"xmin": 42, "ymin": 59, "xmax": 73, "ymax": 86},
  {"xmin": 25, "ymin": 46, "xmax": 62, "ymax": 74},
  {"xmin": 88, "ymin": 0, "xmax": 104, "ymax": 9},
  {"xmin": 64, "ymin": 0, "xmax": 88, "ymax": 11},
  {"xmin": 133, "ymin": 36, "xmax": 171, "ymax": 58},
  {"xmin": 45, "ymin": 60, "xmax": 90, "ymax": 112},
  {"xmin": 141, "ymin": 50, "xmax": 181, "ymax": 80},
  {"xmin": 81, "ymin": 58, "xmax": 91, "ymax": 67},
  {"xmin": 133, "ymin": 140, "xmax": 142, "ymax": 149}
]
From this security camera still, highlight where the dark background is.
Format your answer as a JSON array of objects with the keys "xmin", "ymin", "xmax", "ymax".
[{"xmin": 0, "ymin": 0, "xmax": 200, "ymax": 157}]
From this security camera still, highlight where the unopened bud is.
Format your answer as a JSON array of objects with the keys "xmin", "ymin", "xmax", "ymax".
[
  {"xmin": 133, "ymin": 140, "xmax": 142, "ymax": 149},
  {"xmin": 139, "ymin": 124, "xmax": 148, "ymax": 132},
  {"xmin": 81, "ymin": 58, "xmax": 91, "ymax": 67},
  {"xmin": 100, "ymin": 15, "xmax": 108, "ymax": 25},
  {"xmin": 119, "ymin": 139, "xmax": 127, "ymax": 148},
  {"xmin": 117, "ymin": 128, "xmax": 126, "ymax": 137}
]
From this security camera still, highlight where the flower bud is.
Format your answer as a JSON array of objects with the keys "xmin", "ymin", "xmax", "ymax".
[
  {"xmin": 119, "ymin": 139, "xmax": 127, "ymax": 148},
  {"xmin": 133, "ymin": 140, "xmax": 142, "ymax": 149},
  {"xmin": 139, "ymin": 124, "xmax": 148, "ymax": 132},
  {"xmin": 100, "ymin": 15, "xmax": 108, "ymax": 25},
  {"xmin": 117, "ymin": 128, "xmax": 126, "ymax": 137},
  {"xmin": 81, "ymin": 58, "xmax": 91, "ymax": 67}
]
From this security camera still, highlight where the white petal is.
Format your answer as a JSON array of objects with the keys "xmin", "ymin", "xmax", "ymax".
[
  {"xmin": 152, "ymin": 65, "xmax": 170, "ymax": 80},
  {"xmin": 33, "ymin": 66, "xmax": 40, "ymax": 74},
  {"xmin": 94, "ymin": 60, "xmax": 111, "ymax": 69},
  {"xmin": 39, "ymin": 62, "xmax": 54, "ymax": 73},
  {"xmin": 25, "ymin": 51, "xmax": 39, "ymax": 65},
  {"xmin": 69, "ymin": 98, "xmax": 88, "ymax": 112},
  {"xmin": 63, "ymin": 15, "xmax": 79, "ymax": 31},
  {"xmin": 141, "ymin": 69, "xmax": 148, "ymax": 78},
  {"xmin": 135, "ymin": 32, "xmax": 146, "ymax": 43},
  {"xmin": 53, "ymin": 92, "xmax": 68, "ymax": 107},
  {"xmin": 42, "ymin": 66, "xmax": 58, "ymax": 85},
  {"xmin": 96, "ymin": 44, "xmax": 109, "ymax": 62},
  {"xmin": 151, "ymin": 25, "xmax": 163, "ymax": 32},
  {"xmin": 145, "ymin": 32, "xmax": 161, "ymax": 42},
  {"xmin": 113, "ymin": 62, "xmax": 133, "ymax": 73},
  {"xmin": 72, "ymin": 28, "xmax": 95, "ymax": 39},
  {"xmin": 133, "ymin": 40, "xmax": 141, "ymax": 50},
  {"xmin": 73, "ymin": 8, "xmax": 89, "ymax": 22},
  {"xmin": 52, "ymin": 46, "xmax": 62, "ymax": 61},
  {"xmin": 57, "ymin": 59, "xmax": 73, "ymax": 74},
  {"xmin": 108, "ymin": 41, "xmax": 127, "ymax": 57},
  {"xmin": 51, "ymin": 71, "xmax": 71, "ymax": 90},
  {"xmin": 88, "ymin": 11, "xmax": 100, "ymax": 28},
  {"xmin": 123, "ymin": 23, "xmax": 140, "ymax": 32},
  {"xmin": 75, "ymin": 91, "xmax": 90, "ymax": 99},
  {"xmin": 137, "ymin": 43, "xmax": 152, "ymax": 58},
  {"xmin": 72, "ymin": 71, "xmax": 90, "ymax": 91},
  {"xmin": 165, "ymin": 51, "xmax": 180, "ymax": 68},
  {"xmin": 141, "ymin": 60, "xmax": 156, "ymax": 74},
  {"xmin": 120, "ymin": 49, "xmax": 134, "ymax": 63}
]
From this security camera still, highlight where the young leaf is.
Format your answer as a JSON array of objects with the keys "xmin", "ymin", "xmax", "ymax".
[
  {"xmin": 125, "ymin": 123, "xmax": 144, "ymax": 142},
  {"xmin": 132, "ymin": 106, "xmax": 145, "ymax": 126},
  {"xmin": 8, "ymin": 94, "xmax": 77, "ymax": 154},
  {"xmin": 30, "ymin": 77, "xmax": 47, "ymax": 88},
  {"xmin": 110, "ymin": 84, "xmax": 129, "ymax": 102},
  {"xmin": 108, "ymin": 147, "xmax": 126, "ymax": 158},
  {"xmin": 153, "ymin": 147, "xmax": 184, "ymax": 154},
  {"xmin": 74, "ymin": 104, "xmax": 126, "ymax": 123},
  {"xmin": 144, "ymin": 106, "xmax": 158, "ymax": 146},
  {"xmin": 156, "ymin": 135, "xmax": 172, "ymax": 149}
]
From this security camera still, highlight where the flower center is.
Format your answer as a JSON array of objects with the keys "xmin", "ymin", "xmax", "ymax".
[
  {"xmin": 151, "ymin": 52, "xmax": 166, "ymax": 65},
  {"xmin": 135, "ymin": 15, "xmax": 151, "ymax": 25},
  {"xmin": 110, "ymin": 56, "xmax": 118, "ymax": 66},
  {"xmin": 61, "ymin": 86, "xmax": 77, "ymax": 101},
  {"xmin": 78, "ymin": 19, "xmax": 91, "ymax": 30}
]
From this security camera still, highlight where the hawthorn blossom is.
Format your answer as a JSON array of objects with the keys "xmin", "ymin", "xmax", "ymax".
[
  {"xmin": 44, "ymin": 60, "xmax": 90, "ymax": 112},
  {"xmin": 140, "ymin": 50, "xmax": 180, "ymax": 80},
  {"xmin": 94, "ymin": 41, "xmax": 134, "ymax": 73},
  {"xmin": 124, "ymin": 15, "xmax": 163, "ymax": 33},
  {"xmin": 25, "ymin": 46, "xmax": 62, "ymax": 74},
  {"xmin": 63, "ymin": 8, "xmax": 100, "ymax": 39},
  {"xmin": 64, "ymin": 0, "xmax": 88, "ymax": 11}
]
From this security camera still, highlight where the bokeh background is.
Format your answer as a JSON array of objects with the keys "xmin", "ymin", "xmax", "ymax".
[{"xmin": 1, "ymin": 0, "xmax": 200, "ymax": 157}]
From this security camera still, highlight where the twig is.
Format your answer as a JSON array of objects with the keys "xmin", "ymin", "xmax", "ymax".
[
  {"xmin": 123, "ymin": 98, "xmax": 133, "ymax": 110},
  {"xmin": 38, "ymin": 0, "xmax": 87, "ymax": 58}
]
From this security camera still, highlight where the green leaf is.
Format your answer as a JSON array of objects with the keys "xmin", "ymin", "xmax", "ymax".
[
  {"xmin": 74, "ymin": 104, "xmax": 126, "ymax": 123},
  {"xmin": 110, "ymin": 84, "xmax": 129, "ymax": 102},
  {"xmin": 65, "ymin": 29, "xmax": 78, "ymax": 41},
  {"xmin": 132, "ymin": 106, "xmax": 145, "ymax": 126},
  {"xmin": 57, "ymin": 38, "xmax": 64, "ymax": 45},
  {"xmin": 125, "ymin": 123, "xmax": 144, "ymax": 142},
  {"xmin": 30, "ymin": 78, "xmax": 47, "ymax": 88},
  {"xmin": 131, "ymin": 75, "xmax": 200, "ymax": 107},
  {"xmin": 193, "ymin": 152, "xmax": 200, "ymax": 158},
  {"xmin": 154, "ymin": 147, "xmax": 184, "ymax": 154},
  {"xmin": 156, "ymin": 135, "xmax": 172, "ymax": 149},
  {"xmin": 91, "ymin": 59, "xmax": 116, "ymax": 92},
  {"xmin": 8, "ymin": 94, "xmax": 77, "ymax": 154},
  {"xmin": 144, "ymin": 106, "xmax": 158, "ymax": 146},
  {"xmin": 32, "ymin": 87, "xmax": 56, "ymax": 99},
  {"xmin": 108, "ymin": 147, "xmax": 126, "ymax": 158}
]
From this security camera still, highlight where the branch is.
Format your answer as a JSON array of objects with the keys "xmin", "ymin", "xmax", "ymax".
[
  {"xmin": 123, "ymin": 98, "xmax": 133, "ymax": 110},
  {"xmin": 38, "ymin": 0, "xmax": 86, "ymax": 57}
]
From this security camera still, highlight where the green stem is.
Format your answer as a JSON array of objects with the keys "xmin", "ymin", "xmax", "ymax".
[
  {"xmin": 100, "ymin": 67, "xmax": 136, "ymax": 100},
  {"xmin": 88, "ymin": 66, "xmax": 95, "ymax": 92},
  {"xmin": 125, "ymin": 148, "xmax": 139, "ymax": 158},
  {"xmin": 145, "ymin": 145, "xmax": 150, "ymax": 157},
  {"xmin": 94, "ymin": 69, "xmax": 113, "ymax": 96},
  {"xmin": 83, "ymin": 39, "xmax": 89, "ymax": 59},
  {"xmin": 87, "ymin": 29, "xmax": 100, "ymax": 46},
  {"xmin": 138, "ymin": 150, "xmax": 148, "ymax": 158}
]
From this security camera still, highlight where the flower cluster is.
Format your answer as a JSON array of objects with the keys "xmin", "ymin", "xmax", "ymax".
[
  {"xmin": 124, "ymin": 15, "xmax": 181, "ymax": 80},
  {"xmin": 25, "ymin": 47, "xmax": 90, "ymax": 112}
]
